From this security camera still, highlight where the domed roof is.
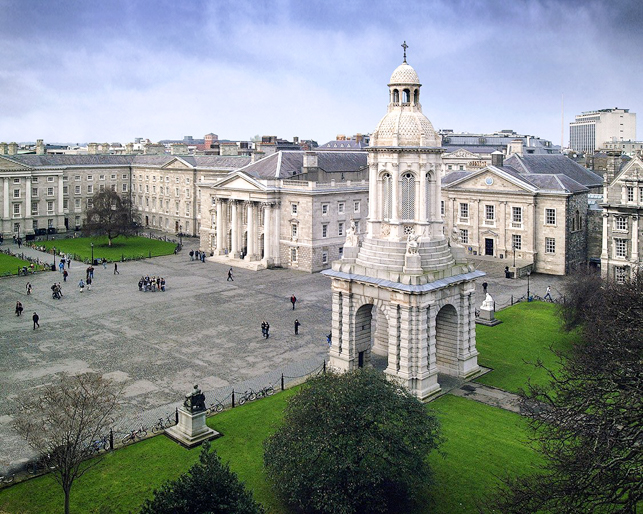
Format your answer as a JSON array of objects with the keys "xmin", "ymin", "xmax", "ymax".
[
  {"xmin": 389, "ymin": 62, "xmax": 420, "ymax": 85},
  {"xmin": 372, "ymin": 110, "xmax": 439, "ymax": 147}
]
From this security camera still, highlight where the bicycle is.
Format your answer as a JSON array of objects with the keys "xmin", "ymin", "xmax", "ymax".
[
  {"xmin": 0, "ymin": 472, "xmax": 14, "ymax": 485},
  {"xmin": 207, "ymin": 400, "xmax": 224, "ymax": 414},
  {"xmin": 86, "ymin": 434, "xmax": 110, "ymax": 454},
  {"xmin": 121, "ymin": 426, "xmax": 148, "ymax": 444},
  {"xmin": 238, "ymin": 389, "xmax": 257, "ymax": 405},
  {"xmin": 151, "ymin": 415, "xmax": 174, "ymax": 433},
  {"xmin": 255, "ymin": 386, "xmax": 275, "ymax": 399}
]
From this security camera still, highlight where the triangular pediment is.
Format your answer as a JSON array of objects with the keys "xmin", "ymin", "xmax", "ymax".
[
  {"xmin": 443, "ymin": 148, "xmax": 480, "ymax": 159},
  {"xmin": 161, "ymin": 157, "xmax": 193, "ymax": 170},
  {"xmin": 444, "ymin": 166, "xmax": 537, "ymax": 193},
  {"xmin": 613, "ymin": 156, "xmax": 643, "ymax": 184},
  {"xmin": 0, "ymin": 156, "xmax": 32, "ymax": 171},
  {"xmin": 214, "ymin": 171, "xmax": 265, "ymax": 192}
]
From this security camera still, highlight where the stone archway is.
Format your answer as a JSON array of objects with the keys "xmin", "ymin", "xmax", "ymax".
[
  {"xmin": 354, "ymin": 304, "xmax": 373, "ymax": 368},
  {"xmin": 435, "ymin": 304, "xmax": 459, "ymax": 374}
]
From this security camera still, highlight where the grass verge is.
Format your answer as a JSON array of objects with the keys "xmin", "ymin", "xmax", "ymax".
[
  {"xmin": 0, "ymin": 253, "xmax": 42, "ymax": 276},
  {"xmin": 36, "ymin": 236, "xmax": 177, "ymax": 263}
]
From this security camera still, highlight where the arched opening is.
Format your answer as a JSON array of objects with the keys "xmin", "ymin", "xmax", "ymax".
[
  {"xmin": 425, "ymin": 172, "xmax": 432, "ymax": 220},
  {"xmin": 354, "ymin": 304, "xmax": 374, "ymax": 368},
  {"xmin": 145, "ymin": 216, "xmax": 149, "ymax": 227},
  {"xmin": 413, "ymin": 89, "xmax": 419, "ymax": 104},
  {"xmin": 370, "ymin": 305, "xmax": 390, "ymax": 371},
  {"xmin": 382, "ymin": 173, "xmax": 392, "ymax": 220},
  {"xmin": 393, "ymin": 89, "xmax": 399, "ymax": 103},
  {"xmin": 401, "ymin": 172, "xmax": 415, "ymax": 220},
  {"xmin": 435, "ymin": 304, "xmax": 459, "ymax": 374},
  {"xmin": 260, "ymin": 232, "xmax": 265, "ymax": 258},
  {"xmin": 402, "ymin": 89, "xmax": 410, "ymax": 103}
]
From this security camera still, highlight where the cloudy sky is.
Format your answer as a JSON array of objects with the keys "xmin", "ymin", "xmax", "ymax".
[{"xmin": 0, "ymin": 0, "xmax": 641, "ymax": 146}]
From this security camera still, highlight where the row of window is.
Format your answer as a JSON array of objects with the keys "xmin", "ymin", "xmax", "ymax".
[
  {"xmin": 290, "ymin": 201, "xmax": 361, "ymax": 216},
  {"xmin": 137, "ymin": 184, "xmax": 189, "ymax": 197},
  {"xmin": 457, "ymin": 204, "xmax": 559, "ymax": 226},
  {"xmin": 135, "ymin": 197, "xmax": 189, "ymax": 217},
  {"xmin": 457, "ymin": 230, "xmax": 557, "ymax": 254},
  {"xmin": 137, "ymin": 174, "xmax": 190, "ymax": 184},
  {"xmin": 291, "ymin": 220, "xmax": 361, "ymax": 239},
  {"xmin": 624, "ymin": 186, "xmax": 643, "ymax": 203},
  {"xmin": 72, "ymin": 173, "xmax": 127, "ymax": 181}
]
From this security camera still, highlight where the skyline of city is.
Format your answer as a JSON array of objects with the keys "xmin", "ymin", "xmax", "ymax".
[{"xmin": 1, "ymin": 0, "xmax": 641, "ymax": 147}]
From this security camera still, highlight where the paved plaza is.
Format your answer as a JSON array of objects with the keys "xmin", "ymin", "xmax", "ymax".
[{"xmin": 0, "ymin": 238, "xmax": 565, "ymax": 472}]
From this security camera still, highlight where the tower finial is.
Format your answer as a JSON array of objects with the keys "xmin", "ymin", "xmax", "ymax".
[{"xmin": 401, "ymin": 41, "xmax": 408, "ymax": 63}]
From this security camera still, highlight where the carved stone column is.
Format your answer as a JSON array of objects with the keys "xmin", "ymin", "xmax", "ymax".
[
  {"xmin": 215, "ymin": 198, "xmax": 225, "ymax": 255},
  {"xmin": 246, "ymin": 201, "xmax": 256, "ymax": 260},
  {"xmin": 231, "ymin": 200, "xmax": 239, "ymax": 258},
  {"xmin": 262, "ymin": 202, "xmax": 272, "ymax": 266}
]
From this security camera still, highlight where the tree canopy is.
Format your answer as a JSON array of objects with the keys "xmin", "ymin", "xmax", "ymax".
[
  {"xmin": 13, "ymin": 373, "xmax": 121, "ymax": 514},
  {"xmin": 140, "ymin": 441, "xmax": 263, "ymax": 514},
  {"xmin": 83, "ymin": 190, "xmax": 139, "ymax": 245},
  {"xmin": 493, "ymin": 270, "xmax": 643, "ymax": 513},
  {"xmin": 263, "ymin": 368, "xmax": 442, "ymax": 514}
]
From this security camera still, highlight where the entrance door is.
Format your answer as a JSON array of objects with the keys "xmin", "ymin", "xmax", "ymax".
[
  {"xmin": 175, "ymin": 221, "xmax": 179, "ymax": 233},
  {"xmin": 358, "ymin": 351, "xmax": 365, "ymax": 368},
  {"xmin": 145, "ymin": 216, "xmax": 149, "ymax": 227},
  {"xmin": 485, "ymin": 238, "xmax": 494, "ymax": 256}
]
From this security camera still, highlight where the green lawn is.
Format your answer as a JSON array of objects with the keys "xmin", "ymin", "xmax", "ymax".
[
  {"xmin": 475, "ymin": 302, "xmax": 579, "ymax": 393},
  {"xmin": 0, "ymin": 390, "xmax": 537, "ymax": 514},
  {"xmin": 0, "ymin": 253, "xmax": 45, "ymax": 276},
  {"xmin": 36, "ymin": 236, "xmax": 177, "ymax": 263}
]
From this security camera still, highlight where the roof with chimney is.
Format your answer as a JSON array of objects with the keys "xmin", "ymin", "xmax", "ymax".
[{"xmin": 237, "ymin": 150, "xmax": 367, "ymax": 179}]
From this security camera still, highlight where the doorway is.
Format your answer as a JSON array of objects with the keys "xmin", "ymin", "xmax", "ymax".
[{"xmin": 485, "ymin": 238, "xmax": 494, "ymax": 256}]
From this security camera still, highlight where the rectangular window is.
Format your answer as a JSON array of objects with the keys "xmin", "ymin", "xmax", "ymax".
[
  {"xmin": 47, "ymin": 187, "xmax": 54, "ymax": 196},
  {"xmin": 87, "ymin": 198, "xmax": 94, "ymax": 209},
  {"xmin": 354, "ymin": 220, "xmax": 360, "ymax": 233},
  {"xmin": 459, "ymin": 203, "xmax": 469, "ymax": 219},
  {"xmin": 545, "ymin": 208, "xmax": 556, "ymax": 225},
  {"xmin": 441, "ymin": 200, "xmax": 445, "ymax": 216},
  {"xmin": 75, "ymin": 216, "xmax": 80, "ymax": 226},
  {"xmin": 338, "ymin": 202, "xmax": 345, "ymax": 214},
  {"xmin": 152, "ymin": 185, "xmax": 156, "ymax": 193},
  {"xmin": 74, "ymin": 185, "xmax": 81, "ymax": 194},
  {"xmin": 48, "ymin": 219, "xmax": 53, "ymax": 229},
  {"xmin": 13, "ymin": 178, "xmax": 20, "ymax": 183},
  {"xmin": 32, "ymin": 220, "xmax": 38, "ymax": 230},
  {"xmin": 639, "ymin": 187, "xmax": 643, "ymax": 203},
  {"xmin": 122, "ymin": 174, "xmax": 128, "ymax": 180},
  {"xmin": 185, "ymin": 188, "xmax": 190, "ymax": 198},
  {"xmin": 31, "ymin": 177, "xmax": 38, "ymax": 183},
  {"xmin": 63, "ymin": 199, "xmax": 68, "ymax": 209},
  {"xmin": 32, "ymin": 187, "xmax": 38, "ymax": 197},
  {"xmin": 485, "ymin": 204, "xmax": 495, "ymax": 223},
  {"xmin": 322, "ymin": 251, "xmax": 328, "ymax": 264},
  {"xmin": 338, "ymin": 222, "xmax": 344, "ymax": 236},
  {"xmin": 47, "ymin": 176, "xmax": 54, "ymax": 182},
  {"xmin": 175, "ymin": 187, "xmax": 179, "ymax": 196},
  {"xmin": 627, "ymin": 186, "xmax": 634, "ymax": 202},
  {"xmin": 291, "ymin": 224, "xmax": 298, "ymax": 238},
  {"xmin": 512, "ymin": 206, "xmax": 522, "ymax": 224},
  {"xmin": 459, "ymin": 228, "xmax": 469, "ymax": 244},
  {"xmin": 291, "ymin": 248, "xmax": 297, "ymax": 263},
  {"xmin": 354, "ymin": 201, "xmax": 360, "ymax": 213},
  {"xmin": 99, "ymin": 175, "xmax": 105, "ymax": 181},
  {"xmin": 87, "ymin": 185, "xmax": 93, "ymax": 194},
  {"xmin": 322, "ymin": 203, "xmax": 329, "ymax": 215},
  {"xmin": 186, "ymin": 178, "xmax": 190, "ymax": 184},
  {"xmin": 175, "ymin": 177, "xmax": 179, "ymax": 183},
  {"xmin": 110, "ymin": 184, "xmax": 116, "ymax": 192},
  {"xmin": 47, "ymin": 201, "xmax": 54, "ymax": 214},
  {"xmin": 75, "ymin": 198, "xmax": 81, "ymax": 208},
  {"xmin": 122, "ymin": 183, "xmax": 128, "ymax": 192},
  {"xmin": 63, "ymin": 186, "xmax": 68, "ymax": 195},
  {"xmin": 615, "ymin": 266, "xmax": 627, "ymax": 284},
  {"xmin": 74, "ymin": 175, "xmax": 81, "ymax": 181},
  {"xmin": 291, "ymin": 203, "xmax": 298, "ymax": 215},
  {"xmin": 322, "ymin": 224, "xmax": 328, "ymax": 238},
  {"xmin": 87, "ymin": 175, "xmax": 93, "ymax": 181},
  {"xmin": 146, "ymin": 185, "xmax": 149, "ymax": 193},
  {"xmin": 99, "ymin": 184, "xmax": 105, "ymax": 192},
  {"xmin": 175, "ymin": 202, "xmax": 179, "ymax": 215},
  {"xmin": 615, "ymin": 239, "xmax": 627, "ymax": 258},
  {"xmin": 512, "ymin": 234, "xmax": 522, "ymax": 250},
  {"xmin": 615, "ymin": 217, "xmax": 628, "ymax": 231},
  {"xmin": 545, "ymin": 237, "xmax": 556, "ymax": 254},
  {"xmin": 338, "ymin": 247, "xmax": 344, "ymax": 258},
  {"xmin": 13, "ymin": 189, "xmax": 20, "ymax": 198},
  {"xmin": 31, "ymin": 202, "xmax": 38, "ymax": 215}
]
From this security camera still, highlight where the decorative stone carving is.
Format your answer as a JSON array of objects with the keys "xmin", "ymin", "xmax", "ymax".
[
  {"xmin": 450, "ymin": 228, "xmax": 462, "ymax": 247},
  {"xmin": 480, "ymin": 293, "xmax": 494, "ymax": 311},
  {"xmin": 406, "ymin": 233, "xmax": 420, "ymax": 254},
  {"xmin": 345, "ymin": 219, "xmax": 359, "ymax": 247}
]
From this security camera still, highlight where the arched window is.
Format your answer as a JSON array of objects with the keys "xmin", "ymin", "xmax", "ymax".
[
  {"xmin": 402, "ymin": 89, "xmax": 411, "ymax": 103},
  {"xmin": 382, "ymin": 173, "xmax": 392, "ymax": 220},
  {"xmin": 393, "ymin": 89, "xmax": 399, "ymax": 104},
  {"xmin": 414, "ymin": 89, "xmax": 419, "ymax": 104},
  {"xmin": 425, "ymin": 172, "xmax": 432, "ymax": 220},
  {"xmin": 401, "ymin": 172, "xmax": 415, "ymax": 220}
]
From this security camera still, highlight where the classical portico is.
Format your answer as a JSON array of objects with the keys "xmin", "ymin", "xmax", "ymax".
[{"xmin": 323, "ymin": 53, "xmax": 483, "ymax": 399}]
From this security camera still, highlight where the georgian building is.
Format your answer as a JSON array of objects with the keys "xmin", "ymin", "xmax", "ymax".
[
  {"xmin": 600, "ymin": 151, "xmax": 643, "ymax": 282},
  {"xmin": 0, "ymin": 154, "xmax": 249, "ymax": 240},
  {"xmin": 199, "ymin": 150, "xmax": 369, "ymax": 272},
  {"xmin": 442, "ymin": 152, "xmax": 603, "ymax": 275}
]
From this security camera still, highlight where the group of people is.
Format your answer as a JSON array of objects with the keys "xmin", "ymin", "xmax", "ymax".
[
  {"xmin": 261, "ymin": 320, "xmax": 271, "ymax": 338},
  {"xmin": 138, "ymin": 275, "xmax": 166, "ymax": 292},
  {"xmin": 189, "ymin": 250, "xmax": 206, "ymax": 262},
  {"xmin": 51, "ymin": 283, "xmax": 63, "ymax": 299},
  {"xmin": 14, "ymin": 301, "xmax": 39, "ymax": 329}
]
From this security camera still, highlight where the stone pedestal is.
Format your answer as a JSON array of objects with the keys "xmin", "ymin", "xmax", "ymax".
[
  {"xmin": 342, "ymin": 246, "xmax": 359, "ymax": 263},
  {"xmin": 165, "ymin": 408, "xmax": 220, "ymax": 448},
  {"xmin": 476, "ymin": 307, "xmax": 502, "ymax": 326},
  {"xmin": 403, "ymin": 253, "xmax": 422, "ymax": 275}
]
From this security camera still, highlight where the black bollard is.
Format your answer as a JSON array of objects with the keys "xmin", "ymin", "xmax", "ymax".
[
  {"xmin": 109, "ymin": 428, "xmax": 113, "ymax": 451},
  {"xmin": 281, "ymin": 373, "xmax": 284, "ymax": 391},
  {"xmin": 175, "ymin": 407, "xmax": 179, "ymax": 424},
  {"xmin": 232, "ymin": 390, "xmax": 235, "ymax": 408},
  {"xmin": 323, "ymin": 360, "xmax": 326, "ymax": 374}
]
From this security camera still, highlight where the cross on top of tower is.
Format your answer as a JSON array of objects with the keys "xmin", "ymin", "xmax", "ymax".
[{"xmin": 401, "ymin": 41, "xmax": 408, "ymax": 63}]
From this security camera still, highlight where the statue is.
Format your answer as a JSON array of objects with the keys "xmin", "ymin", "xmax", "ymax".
[
  {"xmin": 480, "ymin": 293, "xmax": 494, "ymax": 311},
  {"xmin": 406, "ymin": 233, "xmax": 420, "ymax": 255},
  {"xmin": 183, "ymin": 385, "xmax": 206, "ymax": 413},
  {"xmin": 450, "ymin": 227, "xmax": 462, "ymax": 247},
  {"xmin": 344, "ymin": 219, "xmax": 359, "ymax": 247}
]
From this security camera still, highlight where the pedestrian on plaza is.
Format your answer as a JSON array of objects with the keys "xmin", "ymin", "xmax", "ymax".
[
  {"xmin": 86, "ymin": 276, "xmax": 92, "ymax": 291},
  {"xmin": 160, "ymin": 277, "xmax": 166, "ymax": 292},
  {"xmin": 78, "ymin": 278, "xmax": 85, "ymax": 293},
  {"xmin": 290, "ymin": 294, "xmax": 297, "ymax": 310},
  {"xmin": 201, "ymin": 252, "xmax": 205, "ymax": 262},
  {"xmin": 265, "ymin": 321, "xmax": 270, "ymax": 339},
  {"xmin": 57, "ymin": 282, "xmax": 63, "ymax": 297},
  {"xmin": 294, "ymin": 319, "xmax": 301, "ymax": 335},
  {"xmin": 15, "ymin": 301, "xmax": 23, "ymax": 317},
  {"xmin": 32, "ymin": 312, "xmax": 39, "ymax": 330},
  {"xmin": 114, "ymin": 263, "xmax": 119, "ymax": 275},
  {"xmin": 26, "ymin": 282, "xmax": 32, "ymax": 295},
  {"xmin": 544, "ymin": 285, "xmax": 552, "ymax": 302},
  {"xmin": 327, "ymin": 333, "xmax": 332, "ymax": 347},
  {"xmin": 67, "ymin": 258, "xmax": 71, "ymax": 269},
  {"xmin": 227, "ymin": 268, "xmax": 234, "ymax": 281},
  {"xmin": 63, "ymin": 269, "xmax": 68, "ymax": 282},
  {"xmin": 58, "ymin": 261, "xmax": 65, "ymax": 273},
  {"xmin": 189, "ymin": 250, "xmax": 194, "ymax": 261},
  {"xmin": 102, "ymin": 258, "xmax": 107, "ymax": 269},
  {"xmin": 17, "ymin": 238, "xmax": 21, "ymax": 249},
  {"xmin": 261, "ymin": 320, "xmax": 267, "ymax": 338}
]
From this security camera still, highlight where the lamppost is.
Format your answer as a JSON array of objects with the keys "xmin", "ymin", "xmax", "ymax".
[
  {"xmin": 179, "ymin": 224, "xmax": 183, "ymax": 247},
  {"xmin": 53, "ymin": 247, "xmax": 56, "ymax": 269},
  {"xmin": 512, "ymin": 242, "xmax": 516, "ymax": 268},
  {"xmin": 527, "ymin": 270, "xmax": 531, "ymax": 301},
  {"xmin": 91, "ymin": 242, "xmax": 94, "ymax": 265}
]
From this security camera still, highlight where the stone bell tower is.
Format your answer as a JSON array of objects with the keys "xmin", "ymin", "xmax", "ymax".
[{"xmin": 322, "ymin": 50, "xmax": 484, "ymax": 399}]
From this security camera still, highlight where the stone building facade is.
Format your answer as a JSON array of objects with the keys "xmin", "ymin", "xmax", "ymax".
[
  {"xmin": 198, "ymin": 150, "xmax": 369, "ymax": 273},
  {"xmin": 442, "ymin": 153, "xmax": 603, "ymax": 275},
  {"xmin": 601, "ymin": 152, "xmax": 643, "ymax": 282}
]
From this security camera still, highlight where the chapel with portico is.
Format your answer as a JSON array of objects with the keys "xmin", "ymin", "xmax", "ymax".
[{"xmin": 322, "ymin": 47, "xmax": 484, "ymax": 399}]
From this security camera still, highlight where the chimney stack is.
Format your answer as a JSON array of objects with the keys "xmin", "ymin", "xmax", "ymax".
[
  {"xmin": 8, "ymin": 142, "xmax": 18, "ymax": 155},
  {"xmin": 0, "ymin": 142, "xmax": 7, "ymax": 155},
  {"xmin": 507, "ymin": 139, "xmax": 523, "ymax": 157},
  {"xmin": 36, "ymin": 139, "xmax": 45, "ymax": 155},
  {"xmin": 491, "ymin": 150, "xmax": 504, "ymax": 167}
]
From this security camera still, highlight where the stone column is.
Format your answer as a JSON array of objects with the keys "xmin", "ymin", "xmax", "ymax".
[
  {"xmin": 262, "ymin": 202, "xmax": 272, "ymax": 266},
  {"xmin": 417, "ymin": 302, "xmax": 440, "ymax": 398},
  {"xmin": 247, "ymin": 201, "xmax": 256, "ymax": 260},
  {"xmin": 419, "ymin": 168, "xmax": 428, "ymax": 221},
  {"xmin": 385, "ymin": 304, "xmax": 400, "ymax": 376},
  {"xmin": 273, "ymin": 201, "xmax": 281, "ymax": 267},
  {"xmin": 397, "ymin": 304, "xmax": 414, "ymax": 382},
  {"xmin": 215, "ymin": 199, "xmax": 224, "ymax": 254},
  {"xmin": 231, "ymin": 200, "xmax": 239, "ymax": 258},
  {"xmin": 600, "ymin": 212, "xmax": 609, "ymax": 260},
  {"xmin": 631, "ymin": 215, "xmax": 639, "ymax": 263},
  {"xmin": 24, "ymin": 177, "xmax": 32, "ymax": 235},
  {"xmin": 391, "ymin": 165, "xmax": 399, "ymax": 224}
]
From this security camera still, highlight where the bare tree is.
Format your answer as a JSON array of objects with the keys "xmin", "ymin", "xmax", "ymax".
[
  {"xmin": 83, "ymin": 190, "xmax": 140, "ymax": 246},
  {"xmin": 14, "ymin": 373, "xmax": 122, "ymax": 514},
  {"xmin": 492, "ymin": 270, "xmax": 643, "ymax": 513}
]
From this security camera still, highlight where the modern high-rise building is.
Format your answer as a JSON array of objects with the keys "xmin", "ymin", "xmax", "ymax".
[{"xmin": 569, "ymin": 108, "xmax": 636, "ymax": 153}]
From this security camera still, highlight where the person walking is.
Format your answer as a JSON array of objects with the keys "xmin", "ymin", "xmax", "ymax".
[
  {"xmin": 32, "ymin": 312, "xmax": 39, "ymax": 330},
  {"xmin": 114, "ymin": 263, "xmax": 119, "ymax": 275},
  {"xmin": 227, "ymin": 268, "xmax": 234, "ymax": 281},
  {"xmin": 78, "ymin": 278, "xmax": 85, "ymax": 293},
  {"xmin": 265, "ymin": 321, "xmax": 270, "ymax": 339},
  {"xmin": 290, "ymin": 294, "xmax": 297, "ymax": 310},
  {"xmin": 294, "ymin": 319, "xmax": 301, "ymax": 335},
  {"xmin": 63, "ymin": 269, "xmax": 68, "ymax": 282},
  {"xmin": 261, "ymin": 320, "xmax": 267, "ymax": 338},
  {"xmin": 26, "ymin": 282, "xmax": 32, "ymax": 295},
  {"xmin": 327, "ymin": 333, "xmax": 332, "ymax": 347},
  {"xmin": 102, "ymin": 258, "xmax": 107, "ymax": 269},
  {"xmin": 189, "ymin": 250, "xmax": 194, "ymax": 261},
  {"xmin": 86, "ymin": 276, "xmax": 92, "ymax": 291},
  {"xmin": 15, "ymin": 301, "xmax": 23, "ymax": 317},
  {"xmin": 544, "ymin": 285, "xmax": 553, "ymax": 302}
]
